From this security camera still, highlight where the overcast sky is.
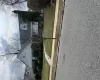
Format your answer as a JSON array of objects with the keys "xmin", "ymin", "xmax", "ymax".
[
  {"xmin": 0, "ymin": 11, "xmax": 9, "ymax": 37},
  {"xmin": 0, "ymin": 2, "xmax": 28, "ymax": 37},
  {"xmin": 0, "ymin": 2, "xmax": 28, "ymax": 80},
  {"xmin": 0, "ymin": 2, "xmax": 28, "ymax": 54}
]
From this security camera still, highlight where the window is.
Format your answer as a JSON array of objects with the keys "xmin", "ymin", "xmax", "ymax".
[{"xmin": 20, "ymin": 23, "xmax": 28, "ymax": 30}]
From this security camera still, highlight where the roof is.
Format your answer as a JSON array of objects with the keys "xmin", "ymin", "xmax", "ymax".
[
  {"xmin": 18, "ymin": 39, "xmax": 31, "ymax": 54},
  {"xmin": 17, "ymin": 39, "xmax": 32, "ymax": 68}
]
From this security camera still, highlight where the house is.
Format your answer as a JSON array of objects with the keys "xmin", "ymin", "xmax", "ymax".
[
  {"xmin": 13, "ymin": 10, "xmax": 39, "ymax": 45},
  {"xmin": 13, "ymin": 10, "xmax": 41, "ymax": 80},
  {"xmin": 18, "ymin": 18, "xmax": 32, "ymax": 46},
  {"xmin": 13, "ymin": 10, "xmax": 44, "ymax": 80}
]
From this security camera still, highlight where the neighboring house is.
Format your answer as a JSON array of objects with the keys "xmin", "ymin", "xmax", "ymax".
[
  {"xmin": 19, "ymin": 21, "xmax": 31, "ymax": 46},
  {"xmin": 13, "ymin": 10, "xmax": 39, "ymax": 45},
  {"xmin": 13, "ymin": 10, "xmax": 40, "ymax": 80},
  {"xmin": 17, "ymin": 40, "xmax": 35, "ymax": 80},
  {"xmin": 18, "ymin": 16, "xmax": 39, "ymax": 46}
]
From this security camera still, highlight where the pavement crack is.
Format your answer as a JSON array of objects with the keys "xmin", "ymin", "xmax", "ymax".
[{"xmin": 63, "ymin": 53, "xmax": 65, "ymax": 64}]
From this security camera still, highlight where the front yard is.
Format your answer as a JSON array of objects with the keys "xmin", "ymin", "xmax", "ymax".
[
  {"xmin": 42, "ymin": 4, "xmax": 55, "ymax": 80},
  {"xmin": 42, "ymin": 0, "xmax": 63, "ymax": 80}
]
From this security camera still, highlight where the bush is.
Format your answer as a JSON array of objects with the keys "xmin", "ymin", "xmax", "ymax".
[
  {"xmin": 35, "ymin": 73, "xmax": 41, "ymax": 80},
  {"xmin": 27, "ymin": 0, "xmax": 51, "ymax": 10}
]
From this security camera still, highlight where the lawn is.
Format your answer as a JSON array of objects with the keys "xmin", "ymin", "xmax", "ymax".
[
  {"xmin": 42, "ymin": 4, "xmax": 55, "ymax": 80},
  {"xmin": 42, "ymin": 0, "xmax": 64, "ymax": 80}
]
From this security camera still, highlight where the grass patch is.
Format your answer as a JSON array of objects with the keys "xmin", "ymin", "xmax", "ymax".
[
  {"xmin": 43, "ymin": 5, "xmax": 55, "ymax": 57},
  {"xmin": 42, "ymin": 0, "xmax": 64, "ymax": 80},
  {"xmin": 42, "ymin": 4, "xmax": 55, "ymax": 80},
  {"xmin": 42, "ymin": 55, "xmax": 50, "ymax": 80}
]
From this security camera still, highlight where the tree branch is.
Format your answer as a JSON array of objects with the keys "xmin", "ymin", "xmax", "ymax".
[
  {"xmin": 18, "ymin": 0, "xmax": 27, "ymax": 4},
  {"xmin": 7, "ymin": 0, "xmax": 19, "ymax": 5},
  {"xmin": 7, "ymin": 0, "xmax": 27, "ymax": 5}
]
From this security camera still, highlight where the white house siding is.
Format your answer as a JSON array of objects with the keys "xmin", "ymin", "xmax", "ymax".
[{"xmin": 18, "ymin": 42, "xmax": 32, "ymax": 68}]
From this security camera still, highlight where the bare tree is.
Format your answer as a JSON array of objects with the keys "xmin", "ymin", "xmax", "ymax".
[
  {"xmin": 6, "ymin": 33, "xmax": 21, "ymax": 54},
  {"xmin": 0, "ymin": 33, "xmax": 21, "ymax": 55},
  {"xmin": 0, "ymin": 0, "xmax": 27, "ymax": 6},
  {"xmin": 6, "ymin": 38, "xmax": 20, "ymax": 54}
]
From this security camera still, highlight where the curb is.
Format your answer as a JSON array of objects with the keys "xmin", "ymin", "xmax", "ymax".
[{"xmin": 49, "ymin": 0, "xmax": 60, "ymax": 80}]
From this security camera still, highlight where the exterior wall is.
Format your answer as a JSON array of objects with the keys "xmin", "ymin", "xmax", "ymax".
[
  {"xmin": 24, "ymin": 67, "xmax": 35, "ymax": 80},
  {"xmin": 18, "ymin": 17, "xmax": 31, "ymax": 46}
]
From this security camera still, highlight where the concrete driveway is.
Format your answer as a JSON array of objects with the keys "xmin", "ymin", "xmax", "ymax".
[{"xmin": 56, "ymin": 0, "xmax": 100, "ymax": 80}]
